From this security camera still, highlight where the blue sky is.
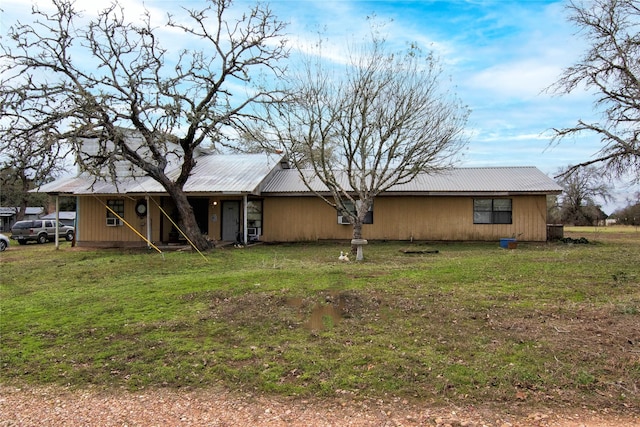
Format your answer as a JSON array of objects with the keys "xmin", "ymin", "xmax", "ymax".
[
  {"xmin": 1, "ymin": 0, "xmax": 634, "ymax": 212},
  {"xmin": 270, "ymin": 0, "xmax": 598, "ymax": 169}
]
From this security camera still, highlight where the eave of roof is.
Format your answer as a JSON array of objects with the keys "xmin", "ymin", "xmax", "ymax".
[
  {"xmin": 260, "ymin": 167, "xmax": 563, "ymax": 195},
  {"xmin": 34, "ymin": 162, "xmax": 562, "ymax": 197}
]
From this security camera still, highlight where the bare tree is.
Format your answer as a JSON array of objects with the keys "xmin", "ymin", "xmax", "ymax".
[
  {"xmin": 257, "ymin": 35, "xmax": 469, "ymax": 244},
  {"xmin": 557, "ymin": 165, "xmax": 612, "ymax": 225},
  {"xmin": 0, "ymin": 0, "xmax": 287, "ymax": 250},
  {"xmin": 0, "ymin": 97, "xmax": 67, "ymax": 219},
  {"xmin": 550, "ymin": 0, "xmax": 640, "ymax": 182},
  {"xmin": 0, "ymin": 166, "xmax": 51, "ymax": 221},
  {"xmin": 0, "ymin": 50, "xmax": 71, "ymax": 219},
  {"xmin": 611, "ymin": 192, "xmax": 640, "ymax": 225}
]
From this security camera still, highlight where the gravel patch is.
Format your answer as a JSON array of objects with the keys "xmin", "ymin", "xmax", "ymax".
[{"xmin": 1, "ymin": 386, "xmax": 638, "ymax": 426}]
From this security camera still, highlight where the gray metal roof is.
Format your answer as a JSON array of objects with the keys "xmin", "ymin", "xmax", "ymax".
[
  {"xmin": 261, "ymin": 167, "xmax": 563, "ymax": 195},
  {"xmin": 0, "ymin": 207, "xmax": 44, "ymax": 217},
  {"xmin": 180, "ymin": 154, "xmax": 281, "ymax": 193},
  {"xmin": 35, "ymin": 174, "xmax": 151, "ymax": 195},
  {"xmin": 36, "ymin": 158, "xmax": 562, "ymax": 197},
  {"xmin": 35, "ymin": 153, "xmax": 283, "ymax": 195}
]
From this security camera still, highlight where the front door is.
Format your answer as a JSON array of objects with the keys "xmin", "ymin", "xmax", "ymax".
[{"xmin": 221, "ymin": 201, "xmax": 240, "ymax": 242}]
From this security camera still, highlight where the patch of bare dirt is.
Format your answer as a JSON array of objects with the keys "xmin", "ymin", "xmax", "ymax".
[{"xmin": 1, "ymin": 385, "xmax": 639, "ymax": 427}]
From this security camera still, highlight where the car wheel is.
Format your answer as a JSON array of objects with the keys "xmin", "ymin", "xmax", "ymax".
[
  {"xmin": 65, "ymin": 231, "xmax": 74, "ymax": 241},
  {"xmin": 0, "ymin": 241, "xmax": 6, "ymax": 251},
  {"xmin": 18, "ymin": 240, "xmax": 27, "ymax": 245},
  {"xmin": 37, "ymin": 234, "xmax": 48, "ymax": 244}
]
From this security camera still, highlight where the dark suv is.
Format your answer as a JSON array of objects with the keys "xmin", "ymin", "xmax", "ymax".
[{"xmin": 10, "ymin": 220, "xmax": 75, "ymax": 245}]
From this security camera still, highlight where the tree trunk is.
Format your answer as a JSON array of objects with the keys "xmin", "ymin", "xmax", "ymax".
[
  {"xmin": 166, "ymin": 183, "xmax": 210, "ymax": 251},
  {"xmin": 17, "ymin": 178, "xmax": 30, "ymax": 222},
  {"xmin": 351, "ymin": 220, "xmax": 363, "ymax": 254}
]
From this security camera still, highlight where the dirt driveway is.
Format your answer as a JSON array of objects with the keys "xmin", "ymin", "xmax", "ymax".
[{"xmin": 1, "ymin": 385, "xmax": 638, "ymax": 426}]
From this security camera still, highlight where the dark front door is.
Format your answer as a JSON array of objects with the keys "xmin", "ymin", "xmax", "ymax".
[{"xmin": 221, "ymin": 201, "xmax": 240, "ymax": 241}]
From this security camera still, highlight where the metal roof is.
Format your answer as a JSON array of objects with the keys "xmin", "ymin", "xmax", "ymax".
[
  {"xmin": 180, "ymin": 154, "xmax": 281, "ymax": 193},
  {"xmin": 261, "ymin": 167, "xmax": 563, "ymax": 195},
  {"xmin": 35, "ymin": 174, "xmax": 150, "ymax": 195},
  {"xmin": 35, "ymin": 153, "xmax": 284, "ymax": 195},
  {"xmin": 0, "ymin": 207, "xmax": 45, "ymax": 217},
  {"xmin": 35, "ymin": 158, "xmax": 562, "ymax": 197}
]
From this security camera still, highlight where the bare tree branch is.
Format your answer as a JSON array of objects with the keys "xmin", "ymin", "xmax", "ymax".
[{"xmin": 548, "ymin": 0, "xmax": 640, "ymax": 183}]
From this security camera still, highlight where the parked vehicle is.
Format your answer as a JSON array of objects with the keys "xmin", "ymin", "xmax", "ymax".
[
  {"xmin": 0, "ymin": 233, "xmax": 9, "ymax": 251},
  {"xmin": 10, "ymin": 220, "xmax": 74, "ymax": 245}
]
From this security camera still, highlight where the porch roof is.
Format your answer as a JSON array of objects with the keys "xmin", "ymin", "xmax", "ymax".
[{"xmin": 35, "ymin": 154, "xmax": 284, "ymax": 196}]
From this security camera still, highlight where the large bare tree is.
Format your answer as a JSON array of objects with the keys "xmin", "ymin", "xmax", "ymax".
[
  {"xmin": 257, "ymin": 35, "xmax": 469, "ymax": 243},
  {"xmin": 556, "ymin": 165, "xmax": 612, "ymax": 225},
  {"xmin": 0, "ymin": 0, "xmax": 287, "ymax": 250},
  {"xmin": 550, "ymin": 0, "xmax": 640, "ymax": 182}
]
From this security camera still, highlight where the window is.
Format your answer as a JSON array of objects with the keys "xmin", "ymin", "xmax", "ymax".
[
  {"xmin": 106, "ymin": 199, "xmax": 124, "ymax": 226},
  {"xmin": 338, "ymin": 200, "xmax": 373, "ymax": 224},
  {"xmin": 474, "ymin": 198, "xmax": 512, "ymax": 224}
]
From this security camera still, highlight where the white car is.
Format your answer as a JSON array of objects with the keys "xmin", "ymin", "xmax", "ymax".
[{"xmin": 0, "ymin": 233, "xmax": 9, "ymax": 251}]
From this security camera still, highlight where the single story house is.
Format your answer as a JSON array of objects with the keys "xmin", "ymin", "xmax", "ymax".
[{"xmin": 35, "ymin": 153, "xmax": 562, "ymax": 247}]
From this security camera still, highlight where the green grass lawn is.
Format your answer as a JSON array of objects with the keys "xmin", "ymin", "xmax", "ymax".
[{"xmin": 1, "ymin": 229, "xmax": 638, "ymax": 411}]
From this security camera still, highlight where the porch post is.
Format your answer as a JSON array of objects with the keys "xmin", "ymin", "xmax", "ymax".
[
  {"xmin": 54, "ymin": 193, "xmax": 60, "ymax": 250},
  {"xmin": 243, "ymin": 194, "xmax": 248, "ymax": 245},
  {"xmin": 146, "ymin": 196, "xmax": 151, "ymax": 248}
]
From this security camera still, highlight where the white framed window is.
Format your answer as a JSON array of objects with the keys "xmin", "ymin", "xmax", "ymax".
[{"xmin": 106, "ymin": 199, "xmax": 124, "ymax": 226}]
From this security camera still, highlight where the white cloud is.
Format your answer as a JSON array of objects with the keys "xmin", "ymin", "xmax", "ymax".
[{"xmin": 466, "ymin": 60, "xmax": 561, "ymax": 99}]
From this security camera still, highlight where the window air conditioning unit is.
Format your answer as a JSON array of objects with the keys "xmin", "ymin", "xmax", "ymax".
[
  {"xmin": 337, "ymin": 215, "xmax": 351, "ymax": 225},
  {"xmin": 106, "ymin": 217, "xmax": 121, "ymax": 226}
]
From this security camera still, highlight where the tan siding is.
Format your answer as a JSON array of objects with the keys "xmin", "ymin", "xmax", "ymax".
[
  {"xmin": 263, "ymin": 195, "xmax": 549, "ymax": 242},
  {"xmin": 77, "ymin": 196, "xmax": 162, "ymax": 247},
  {"xmin": 209, "ymin": 200, "xmax": 220, "ymax": 241},
  {"xmin": 77, "ymin": 194, "xmax": 549, "ymax": 245},
  {"xmin": 77, "ymin": 195, "xmax": 249, "ymax": 246},
  {"xmin": 145, "ymin": 197, "xmax": 163, "ymax": 244},
  {"xmin": 263, "ymin": 197, "xmax": 352, "ymax": 241}
]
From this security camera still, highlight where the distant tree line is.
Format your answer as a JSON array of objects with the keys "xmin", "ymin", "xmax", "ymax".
[
  {"xmin": 547, "ymin": 164, "xmax": 640, "ymax": 227},
  {"xmin": 610, "ymin": 197, "xmax": 640, "ymax": 226}
]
